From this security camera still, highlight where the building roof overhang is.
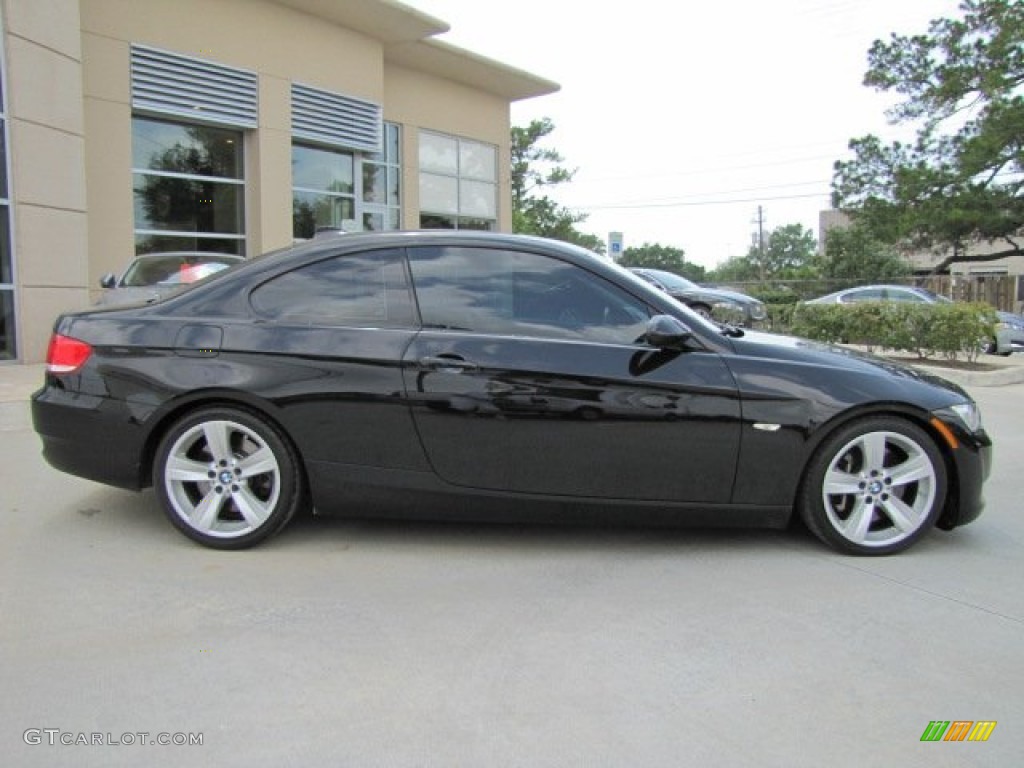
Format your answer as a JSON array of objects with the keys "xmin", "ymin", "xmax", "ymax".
[
  {"xmin": 273, "ymin": 0, "xmax": 559, "ymax": 102},
  {"xmin": 272, "ymin": 0, "xmax": 450, "ymax": 43},
  {"xmin": 385, "ymin": 38, "xmax": 559, "ymax": 101}
]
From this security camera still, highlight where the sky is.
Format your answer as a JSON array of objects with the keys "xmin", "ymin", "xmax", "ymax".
[{"xmin": 401, "ymin": 0, "xmax": 964, "ymax": 269}]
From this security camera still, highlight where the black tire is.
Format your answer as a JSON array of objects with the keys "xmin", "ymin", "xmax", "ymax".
[
  {"xmin": 982, "ymin": 337, "xmax": 997, "ymax": 355},
  {"xmin": 798, "ymin": 416, "xmax": 947, "ymax": 555},
  {"xmin": 153, "ymin": 406, "xmax": 305, "ymax": 549},
  {"xmin": 691, "ymin": 303, "xmax": 712, "ymax": 319}
]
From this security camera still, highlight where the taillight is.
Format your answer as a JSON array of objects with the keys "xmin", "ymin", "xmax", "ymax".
[{"xmin": 46, "ymin": 334, "xmax": 93, "ymax": 374}]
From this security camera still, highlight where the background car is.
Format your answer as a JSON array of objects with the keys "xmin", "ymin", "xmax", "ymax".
[
  {"xmin": 33, "ymin": 232, "xmax": 990, "ymax": 555},
  {"xmin": 805, "ymin": 284, "xmax": 1024, "ymax": 356},
  {"xmin": 97, "ymin": 251, "xmax": 243, "ymax": 306},
  {"xmin": 630, "ymin": 267, "xmax": 767, "ymax": 327}
]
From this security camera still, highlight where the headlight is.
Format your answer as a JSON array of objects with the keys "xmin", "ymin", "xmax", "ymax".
[{"xmin": 949, "ymin": 402, "xmax": 983, "ymax": 433}]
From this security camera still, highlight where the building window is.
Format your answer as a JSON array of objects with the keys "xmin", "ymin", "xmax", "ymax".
[
  {"xmin": 132, "ymin": 116, "xmax": 246, "ymax": 255},
  {"xmin": 292, "ymin": 143, "xmax": 355, "ymax": 239},
  {"xmin": 418, "ymin": 131, "xmax": 497, "ymax": 231},
  {"xmin": 0, "ymin": 26, "xmax": 15, "ymax": 360},
  {"xmin": 292, "ymin": 123, "xmax": 402, "ymax": 239},
  {"xmin": 361, "ymin": 123, "xmax": 402, "ymax": 232}
]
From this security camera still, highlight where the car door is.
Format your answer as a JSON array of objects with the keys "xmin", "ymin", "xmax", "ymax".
[
  {"xmin": 242, "ymin": 247, "xmax": 427, "ymax": 472},
  {"xmin": 401, "ymin": 244, "xmax": 742, "ymax": 503}
]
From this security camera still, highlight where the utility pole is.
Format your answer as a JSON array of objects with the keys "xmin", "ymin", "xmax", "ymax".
[{"xmin": 752, "ymin": 206, "xmax": 767, "ymax": 282}]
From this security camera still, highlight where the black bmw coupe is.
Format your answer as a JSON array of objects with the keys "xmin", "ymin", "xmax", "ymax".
[{"xmin": 32, "ymin": 232, "xmax": 991, "ymax": 554}]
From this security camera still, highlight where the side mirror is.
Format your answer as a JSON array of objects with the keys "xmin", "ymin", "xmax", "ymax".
[
  {"xmin": 100, "ymin": 273, "xmax": 117, "ymax": 288},
  {"xmin": 643, "ymin": 314, "xmax": 693, "ymax": 350}
]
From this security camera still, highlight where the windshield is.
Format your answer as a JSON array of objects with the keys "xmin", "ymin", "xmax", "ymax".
[{"xmin": 642, "ymin": 269, "xmax": 699, "ymax": 291}]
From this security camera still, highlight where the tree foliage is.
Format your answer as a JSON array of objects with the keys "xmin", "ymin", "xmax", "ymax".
[
  {"xmin": 511, "ymin": 118, "xmax": 604, "ymax": 253},
  {"xmin": 619, "ymin": 243, "xmax": 706, "ymax": 281},
  {"xmin": 832, "ymin": 0, "xmax": 1024, "ymax": 269},
  {"xmin": 821, "ymin": 224, "xmax": 911, "ymax": 280}
]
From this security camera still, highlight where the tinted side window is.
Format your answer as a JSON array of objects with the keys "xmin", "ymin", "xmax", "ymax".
[
  {"xmin": 841, "ymin": 288, "xmax": 884, "ymax": 303},
  {"xmin": 250, "ymin": 248, "xmax": 414, "ymax": 327},
  {"xmin": 407, "ymin": 246, "xmax": 651, "ymax": 344}
]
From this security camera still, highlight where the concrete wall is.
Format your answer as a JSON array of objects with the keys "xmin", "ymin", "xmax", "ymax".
[{"xmin": 3, "ymin": 0, "xmax": 89, "ymax": 363}]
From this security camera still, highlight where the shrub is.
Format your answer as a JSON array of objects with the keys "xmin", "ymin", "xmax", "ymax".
[{"xmin": 788, "ymin": 302, "xmax": 996, "ymax": 362}]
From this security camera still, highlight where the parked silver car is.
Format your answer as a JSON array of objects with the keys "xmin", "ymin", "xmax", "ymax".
[
  {"xmin": 98, "ymin": 252, "xmax": 243, "ymax": 306},
  {"xmin": 805, "ymin": 284, "xmax": 1024, "ymax": 355}
]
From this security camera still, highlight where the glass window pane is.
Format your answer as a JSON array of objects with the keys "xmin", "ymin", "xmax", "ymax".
[
  {"xmin": 132, "ymin": 117, "xmax": 242, "ymax": 178},
  {"xmin": 134, "ymin": 235, "xmax": 244, "ymax": 256},
  {"xmin": 362, "ymin": 163, "xmax": 386, "ymax": 204},
  {"xmin": 251, "ymin": 249, "xmax": 414, "ymax": 327},
  {"xmin": 0, "ymin": 289, "xmax": 15, "ymax": 360},
  {"xmin": 0, "ymin": 126, "xmax": 7, "ymax": 199},
  {"xmin": 420, "ymin": 214, "xmax": 455, "ymax": 229},
  {"xmin": 388, "ymin": 167, "xmax": 400, "ymax": 207},
  {"xmin": 459, "ymin": 179, "xmax": 497, "ymax": 218},
  {"xmin": 419, "ymin": 132, "xmax": 457, "ymax": 174},
  {"xmin": 408, "ymin": 247, "xmax": 649, "ymax": 342},
  {"xmin": 459, "ymin": 140, "xmax": 496, "ymax": 181},
  {"xmin": 134, "ymin": 175, "xmax": 244, "ymax": 234},
  {"xmin": 292, "ymin": 144, "xmax": 354, "ymax": 194},
  {"xmin": 386, "ymin": 123, "xmax": 400, "ymax": 162},
  {"xmin": 363, "ymin": 210, "xmax": 399, "ymax": 231},
  {"xmin": 0, "ymin": 208, "xmax": 11, "ymax": 283},
  {"xmin": 457, "ymin": 217, "xmax": 496, "ymax": 231},
  {"xmin": 419, "ymin": 173, "xmax": 458, "ymax": 215},
  {"xmin": 293, "ymin": 191, "xmax": 355, "ymax": 239}
]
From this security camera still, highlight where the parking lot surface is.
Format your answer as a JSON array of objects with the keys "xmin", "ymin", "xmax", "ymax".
[{"xmin": 2, "ymin": 366, "xmax": 1022, "ymax": 766}]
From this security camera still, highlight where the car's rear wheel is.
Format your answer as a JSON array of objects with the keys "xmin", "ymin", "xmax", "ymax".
[
  {"xmin": 154, "ymin": 407, "xmax": 304, "ymax": 549},
  {"xmin": 798, "ymin": 417, "xmax": 946, "ymax": 555}
]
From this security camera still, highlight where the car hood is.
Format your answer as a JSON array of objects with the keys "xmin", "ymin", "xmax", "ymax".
[
  {"xmin": 95, "ymin": 286, "xmax": 180, "ymax": 307},
  {"xmin": 726, "ymin": 329, "xmax": 970, "ymax": 399},
  {"xmin": 707, "ymin": 288, "xmax": 762, "ymax": 305}
]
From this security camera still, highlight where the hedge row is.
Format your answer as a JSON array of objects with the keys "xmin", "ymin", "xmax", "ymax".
[{"xmin": 782, "ymin": 302, "xmax": 997, "ymax": 363}]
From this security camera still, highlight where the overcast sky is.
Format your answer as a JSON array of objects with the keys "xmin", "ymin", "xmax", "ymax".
[{"xmin": 401, "ymin": 0, "xmax": 964, "ymax": 269}]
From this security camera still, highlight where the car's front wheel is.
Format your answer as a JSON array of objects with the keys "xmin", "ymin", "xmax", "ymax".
[
  {"xmin": 690, "ymin": 303, "xmax": 712, "ymax": 319},
  {"xmin": 154, "ymin": 406, "xmax": 304, "ymax": 549},
  {"xmin": 798, "ymin": 417, "xmax": 947, "ymax": 555}
]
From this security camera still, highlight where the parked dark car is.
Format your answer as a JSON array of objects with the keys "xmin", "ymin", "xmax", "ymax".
[
  {"xmin": 630, "ymin": 267, "xmax": 767, "ymax": 327},
  {"xmin": 805, "ymin": 283, "xmax": 1024, "ymax": 355},
  {"xmin": 97, "ymin": 251, "xmax": 244, "ymax": 306},
  {"xmin": 33, "ymin": 232, "xmax": 991, "ymax": 555}
]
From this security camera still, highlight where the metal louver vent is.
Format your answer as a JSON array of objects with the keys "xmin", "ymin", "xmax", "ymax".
[
  {"xmin": 131, "ymin": 44, "xmax": 257, "ymax": 128},
  {"xmin": 292, "ymin": 83, "xmax": 382, "ymax": 153}
]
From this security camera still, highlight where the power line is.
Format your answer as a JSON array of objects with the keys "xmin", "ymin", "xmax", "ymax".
[{"xmin": 569, "ymin": 191, "xmax": 831, "ymax": 211}]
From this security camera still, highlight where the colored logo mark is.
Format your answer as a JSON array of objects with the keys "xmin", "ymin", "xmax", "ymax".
[{"xmin": 920, "ymin": 721, "xmax": 996, "ymax": 742}]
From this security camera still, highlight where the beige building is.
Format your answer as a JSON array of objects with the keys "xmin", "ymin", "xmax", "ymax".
[
  {"xmin": 0, "ymin": 0, "xmax": 557, "ymax": 363},
  {"xmin": 819, "ymin": 209, "xmax": 1024, "ymax": 277}
]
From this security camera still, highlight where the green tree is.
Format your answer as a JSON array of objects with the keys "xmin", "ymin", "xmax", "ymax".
[
  {"xmin": 511, "ymin": 118, "xmax": 605, "ymax": 253},
  {"xmin": 821, "ymin": 224, "xmax": 911, "ymax": 280},
  {"xmin": 619, "ymin": 243, "xmax": 705, "ymax": 280},
  {"xmin": 741, "ymin": 223, "xmax": 818, "ymax": 280},
  {"xmin": 832, "ymin": 0, "xmax": 1024, "ymax": 270},
  {"xmin": 708, "ymin": 254, "xmax": 760, "ymax": 283}
]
